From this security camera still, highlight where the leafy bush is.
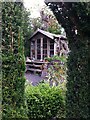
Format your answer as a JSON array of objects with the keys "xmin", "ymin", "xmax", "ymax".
[
  {"xmin": 45, "ymin": 55, "xmax": 67, "ymax": 62},
  {"xmin": 45, "ymin": 55, "xmax": 67, "ymax": 86},
  {"xmin": 25, "ymin": 83, "xmax": 66, "ymax": 119}
]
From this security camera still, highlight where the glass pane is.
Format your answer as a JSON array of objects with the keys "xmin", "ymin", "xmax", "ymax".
[{"xmin": 37, "ymin": 39, "xmax": 41, "ymax": 59}]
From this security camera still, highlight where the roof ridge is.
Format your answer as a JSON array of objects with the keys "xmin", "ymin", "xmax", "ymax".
[
  {"xmin": 30, "ymin": 28, "xmax": 66, "ymax": 40},
  {"xmin": 38, "ymin": 28, "xmax": 60, "ymax": 36}
]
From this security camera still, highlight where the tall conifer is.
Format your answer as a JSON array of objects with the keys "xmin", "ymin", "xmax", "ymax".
[
  {"xmin": 46, "ymin": 1, "xmax": 89, "ymax": 118},
  {"xmin": 2, "ymin": 1, "xmax": 27, "ymax": 118}
]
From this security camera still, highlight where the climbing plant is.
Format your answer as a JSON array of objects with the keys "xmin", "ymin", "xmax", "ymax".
[
  {"xmin": 45, "ymin": 1, "xmax": 90, "ymax": 118},
  {"xmin": 2, "ymin": 1, "xmax": 28, "ymax": 119},
  {"xmin": 45, "ymin": 56, "xmax": 67, "ymax": 87}
]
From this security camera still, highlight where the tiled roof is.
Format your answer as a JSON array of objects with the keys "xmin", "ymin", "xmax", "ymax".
[{"xmin": 30, "ymin": 28, "xmax": 66, "ymax": 40}]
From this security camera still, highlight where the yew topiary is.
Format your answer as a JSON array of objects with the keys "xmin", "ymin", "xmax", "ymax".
[
  {"xmin": 45, "ymin": 1, "xmax": 89, "ymax": 118},
  {"xmin": 2, "ymin": 1, "xmax": 28, "ymax": 119}
]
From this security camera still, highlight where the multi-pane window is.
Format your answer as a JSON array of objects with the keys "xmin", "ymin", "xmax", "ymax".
[
  {"xmin": 31, "ymin": 41, "xmax": 35, "ymax": 58},
  {"xmin": 50, "ymin": 40, "xmax": 54, "ymax": 57},
  {"xmin": 37, "ymin": 39, "xmax": 41, "ymax": 59},
  {"xmin": 43, "ymin": 38, "xmax": 47, "ymax": 58}
]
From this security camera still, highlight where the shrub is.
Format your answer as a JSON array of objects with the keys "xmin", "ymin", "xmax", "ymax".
[
  {"xmin": 45, "ymin": 55, "xmax": 67, "ymax": 86},
  {"xmin": 2, "ymin": 2, "xmax": 28, "ymax": 119},
  {"xmin": 25, "ymin": 83, "xmax": 66, "ymax": 119},
  {"xmin": 46, "ymin": 2, "xmax": 89, "ymax": 118},
  {"xmin": 45, "ymin": 55, "xmax": 67, "ymax": 62}
]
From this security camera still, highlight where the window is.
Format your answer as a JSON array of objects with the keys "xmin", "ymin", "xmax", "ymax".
[
  {"xmin": 50, "ymin": 40, "xmax": 54, "ymax": 57},
  {"xmin": 43, "ymin": 38, "xmax": 47, "ymax": 59},
  {"xmin": 31, "ymin": 41, "xmax": 35, "ymax": 58},
  {"xmin": 37, "ymin": 39, "xmax": 41, "ymax": 59}
]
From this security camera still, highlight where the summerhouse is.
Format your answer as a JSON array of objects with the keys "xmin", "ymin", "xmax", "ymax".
[{"xmin": 30, "ymin": 28, "xmax": 69, "ymax": 61}]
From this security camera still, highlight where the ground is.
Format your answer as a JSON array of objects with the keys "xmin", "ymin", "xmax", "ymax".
[{"xmin": 25, "ymin": 71, "xmax": 45, "ymax": 86}]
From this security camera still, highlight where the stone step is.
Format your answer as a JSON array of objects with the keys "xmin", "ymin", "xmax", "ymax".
[{"xmin": 27, "ymin": 68, "xmax": 42, "ymax": 73}]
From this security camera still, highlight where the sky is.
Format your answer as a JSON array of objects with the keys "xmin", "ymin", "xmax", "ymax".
[{"xmin": 23, "ymin": 0, "xmax": 46, "ymax": 18}]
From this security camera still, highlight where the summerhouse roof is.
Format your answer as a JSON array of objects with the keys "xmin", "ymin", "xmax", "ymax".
[{"xmin": 30, "ymin": 28, "xmax": 66, "ymax": 40}]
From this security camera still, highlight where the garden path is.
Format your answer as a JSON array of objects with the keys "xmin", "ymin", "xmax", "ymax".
[{"xmin": 25, "ymin": 71, "xmax": 46, "ymax": 86}]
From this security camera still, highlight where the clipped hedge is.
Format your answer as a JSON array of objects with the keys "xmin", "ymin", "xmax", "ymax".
[
  {"xmin": 2, "ymin": 2, "xmax": 28, "ymax": 119},
  {"xmin": 25, "ymin": 83, "xmax": 66, "ymax": 119},
  {"xmin": 46, "ymin": 2, "xmax": 89, "ymax": 118}
]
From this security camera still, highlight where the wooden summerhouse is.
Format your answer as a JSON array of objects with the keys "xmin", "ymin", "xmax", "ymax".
[{"xmin": 30, "ymin": 28, "xmax": 69, "ymax": 61}]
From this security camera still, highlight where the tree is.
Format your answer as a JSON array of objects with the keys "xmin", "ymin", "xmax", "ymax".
[
  {"xmin": 22, "ymin": 9, "xmax": 32, "ymax": 57},
  {"xmin": 2, "ymin": 1, "xmax": 28, "ymax": 118},
  {"xmin": 30, "ymin": 17, "xmax": 41, "ymax": 32},
  {"xmin": 30, "ymin": 6, "xmax": 63, "ymax": 34},
  {"xmin": 40, "ymin": 7, "xmax": 62, "ymax": 34},
  {"xmin": 47, "ymin": 16, "xmax": 62, "ymax": 34},
  {"xmin": 45, "ymin": 1, "xmax": 89, "ymax": 118}
]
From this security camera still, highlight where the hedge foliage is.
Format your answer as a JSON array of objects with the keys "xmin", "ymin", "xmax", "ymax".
[
  {"xmin": 46, "ymin": 2, "xmax": 90, "ymax": 118},
  {"xmin": 25, "ymin": 83, "xmax": 66, "ymax": 119},
  {"xmin": 2, "ymin": 1, "xmax": 28, "ymax": 119}
]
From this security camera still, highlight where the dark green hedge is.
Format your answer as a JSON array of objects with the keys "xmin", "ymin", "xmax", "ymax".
[
  {"xmin": 25, "ymin": 83, "xmax": 66, "ymax": 119},
  {"xmin": 46, "ymin": 2, "xmax": 89, "ymax": 118},
  {"xmin": 2, "ymin": 2, "xmax": 28, "ymax": 119},
  {"xmin": 66, "ymin": 37, "xmax": 89, "ymax": 118},
  {"xmin": 2, "ymin": 53, "xmax": 27, "ymax": 119}
]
